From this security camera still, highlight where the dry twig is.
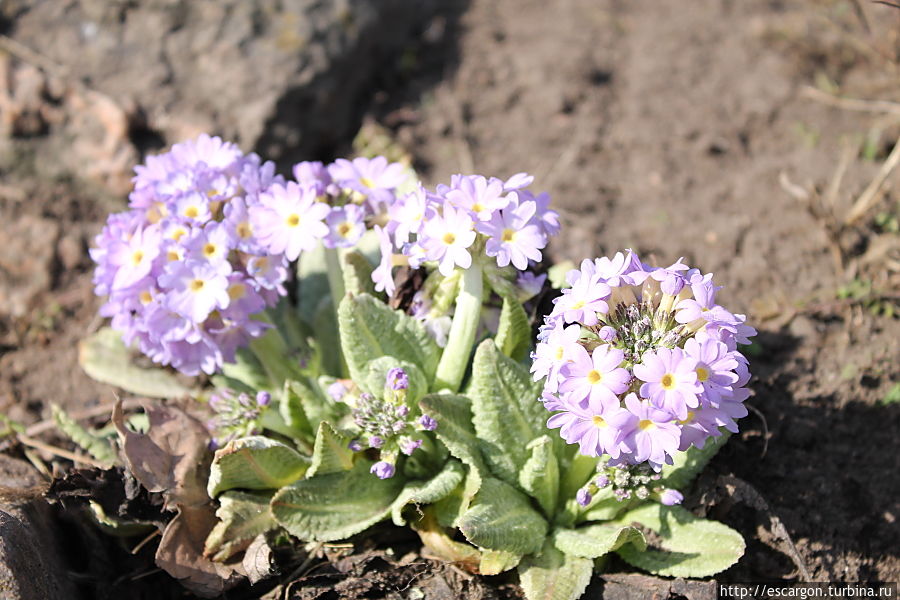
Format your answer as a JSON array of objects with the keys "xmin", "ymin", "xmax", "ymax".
[{"xmin": 845, "ymin": 137, "xmax": 900, "ymax": 225}]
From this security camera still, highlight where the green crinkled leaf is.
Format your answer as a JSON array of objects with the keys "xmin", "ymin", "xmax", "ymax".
[
  {"xmin": 457, "ymin": 478, "xmax": 547, "ymax": 555},
  {"xmin": 418, "ymin": 394, "xmax": 486, "ymax": 507},
  {"xmin": 51, "ymin": 404, "xmax": 117, "ymax": 466},
  {"xmin": 391, "ymin": 460, "xmax": 465, "ymax": 526},
  {"xmin": 207, "ymin": 436, "xmax": 309, "ymax": 498},
  {"xmin": 479, "ymin": 549, "xmax": 522, "ymax": 575},
  {"xmin": 338, "ymin": 294, "xmax": 440, "ymax": 383},
  {"xmin": 78, "ymin": 328, "xmax": 193, "ymax": 399},
  {"xmin": 467, "ymin": 340, "xmax": 546, "ymax": 486},
  {"xmin": 495, "ymin": 295, "xmax": 532, "ymax": 362},
  {"xmin": 277, "ymin": 380, "xmax": 313, "ymax": 442},
  {"xmin": 519, "ymin": 436, "xmax": 559, "ymax": 517},
  {"xmin": 361, "ymin": 357, "xmax": 428, "ymax": 404},
  {"xmin": 341, "ymin": 250, "xmax": 377, "ymax": 297},
  {"xmin": 614, "ymin": 503, "xmax": 745, "ymax": 577},
  {"xmin": 661, "ymin": 431, "xmax": 731, "ymax": 490},
  {"xmin": 306, "ymin": 422, "xmax": 354, "ymax": 478},
  {"xmin": 218, "ymin": 348, "xmax": 271, "ymax": 393},
  {"xmin": 518, "ymin": 540, "xmax": 593, "ymax": 600},
  {"xmin": 204, "ymin": 490, "xmax": 278, "ymax": 562},
  {"xmin": 311, "ymin": 298, "xmax": 343, "ymax": 378},
  {"xmin": 288, "ymin": 378, "xmax": 343, "ymax": 432},
  {"xmin": 271, "ymin": 459, "xmax": 403, "ymax": 541},
  {"xmin": 554, "ymin": 524, "xmax": 646, "ymax": 559}
]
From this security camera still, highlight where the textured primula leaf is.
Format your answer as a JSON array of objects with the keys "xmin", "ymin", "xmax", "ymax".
[
  {"xmin": 661, "ymin": 430, "xmax": 731, "ymax": 490},
  {"xmin": 554, "ymin": 523, "xmax": 647, "ymax": 559},
  {"xmin": 479, "ymin": 549, "xmax": 522, "ymax": 576},
  {"xmin": 457, "ymin": 477, "xmax": 547, "ymax": 555},
  {"xmin": 217, "ymin": 348, "xmax": 270, "ymax": 394},
  {"xmin": 270, "ymin": 459, "xmax": 403, "ymax": 541},
  {"xmin": 391, "ymin": 459, "xmax": 465, "ymax": 526},
  {"xmin": 287, "ymin": 377, "xmax": 344, "ymax": 433},
  {"xmin": 207, "ymin": 436, "xmax": 309, "ymax": 498},
  {"xmin": 297, "ymin": 243, "xmax": 331, "ymax": 326},
  {"xmin": 614, "ymin": 503, "xmax": 745, "ymax": 577},
  {"xmin": 341, "ymin": 249, "xmax": 377, "ymax": 296},
  {"xmin": 518, "ymin": 540, "xmax": 593, "ymax": 600},
  {"xmin": 495, "ymin": 295, "xmax": 532, "ymax": 362},
  {"xmin": 51, "ymin": 404, "xmax": 117, "ymax": 466},
  {"xmin": 338, "ymin": 293, "xmax": 441, "ymax": 383},
  {"xmin": 467, "ymin": 340, "xmax": 546, "ymax": 487},
  {"xmin": 80, "ymin": 328, "xmax": 193, "ymax": 399},
  {"xmin": 361, "ymin": 357, "xmax": 428, "ymax": 403},
  {"xmin": 519, "ymin": 435, "xmax": 559, "ymax": 518},
  {"xmin": 203, "ymin": 490, "xmax": 278, "ymax": 562},
  {"xmin": 418, "ymin": 394, "xmax": 486, "ymax": 510},
  {"xmin": 306, "ymin": 421, "xmax": 354, "ymax": 478}
]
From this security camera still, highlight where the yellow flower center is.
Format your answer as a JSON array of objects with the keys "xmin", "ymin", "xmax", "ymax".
[
  {"xmin": 338, "ymin": 222, "xmax": 353, "ymax": 237},
  {"xmin": 139, "ymin": 290, "xmax": 153, "ymax": 305},
  {"xmin": 592, "ymin": 415, "xmax": 608, "ymax": 428},
  {"xmin": 638, "ymin": 419, "xmax": 655, "ymax": 431},
  {"xmin": 184, "ymin": 206, "xmax": 200, "ymax": 219},
  {"xmin": 443, "ymin": 232, "xmax": 456, "ymax": 245},
  {"xmin": 661, "ymin": 373, "xmax": 676, "ymax": 389},
  {"xmin": 696, "ymin": 366, "xmax": 709, "ymax": 382},
  {"xmin": 586, "ymin": 369, "xmax": 603, "ymax": 385},
  {"xmin": 130, "ymin": 250, "xmax": 145, "ymax": 266},
  {"xmin": 189, "ymin": 279, "xmax": 205, "ymax": 292},
  {"xmin": 472, "ymin": 202, "xmax": 484, "ymax": 213},
  {"xmin": 571, "ymin": 300, "xmax": 585, "ymax": 310},
  {"xmin": 228, "ymin": 283, "xmax": 246, "ymax": 300},
  {"xmin": 360, "ymin": 177, "xmax": 375, "ymax": 189},
  {"xmin": 236, "ymin": 222, "xmax": 252, "ymax": 239},
  {"xmin": 678, "ymin": 411, "xmax": 695, "ymax": 425},
  {"xmin": 501, "ymin": 228, "xmax": 515, "ymax": 242},
  {"xmin": 167, "ymin": 250, "xmax": 181, "ymax": 262},
  {"xmin": 170, "ymin": 227, "xmax": 187, "ymax": 241},
  {"xmin": 555, "ymin": 346, "xmax": 565, "ymax": 360},
  {"xmin": 203, "ymin": 243, "xmax": 218, "ymax": 258},
  {"xmin": 286, "ymin": 214, "xmax": 301, "ymax": 227}
]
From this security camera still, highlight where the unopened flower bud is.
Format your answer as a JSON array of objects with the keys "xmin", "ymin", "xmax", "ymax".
[
  {"xmin": 370, "ymin": 461, "xmax": 395, "ymax": 479},
  {"xmin": 659, "ymin": 489, "xmax": 683, "ymax": 506},
  {"xmin": 386, "ymin": 367, "xmax": 409, "ymax": 391},
  {"xmin": 418, "ymin": 414, "xmax": 438, "ymax": 431},
  {"xmin": 576, "ymin": 489, "xmax": 593, "ymax": 507},
  {"xmin": 256, "ymin": 391, "xmax": 271, "ymax": 406}
]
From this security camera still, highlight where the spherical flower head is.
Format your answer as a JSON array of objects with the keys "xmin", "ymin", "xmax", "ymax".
[
  {"xmin": 386, "ymin": 367, "xmax": 409, "ymax": 391},
  {"xmin": 250, "ymin": 181, "xmax": 329, "ymax": 261},
  {"xmin": 633, "ymin": 347, "xmax": 702, "ymax": 421},
  {"xmin": 421, "ymin": 204, "xmax": 476, "ymax": 276},
  {"xmin": 370, "ymin": 461, "xmax": 396, "ymax": 479}
]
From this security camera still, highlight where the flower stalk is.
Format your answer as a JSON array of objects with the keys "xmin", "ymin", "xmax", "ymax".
[{"xmin": 433, "ymin": 262, "xmax": 483, "ymax": 392}]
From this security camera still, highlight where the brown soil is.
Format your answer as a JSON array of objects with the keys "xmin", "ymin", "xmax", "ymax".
[{"xmin": 1, "ymin": 0, "xmax": 899, "ymax": 597}]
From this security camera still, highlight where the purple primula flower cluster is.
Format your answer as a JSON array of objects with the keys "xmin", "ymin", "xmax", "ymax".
[
  {"xmin": 91, "ymin": 135, "xmax": 287, "ymax": 375},
  {"xmin": 533, "ymin": 250, "xmax": 756, "ymax": 473},
  {"xmin": 371, "ymin": 173, "xmax": 559, "ymax": 296},
  {"xmin": 92, "ymin": 136, "xmax": 411, "ymax": 375},
  {"xmin": 345, "ymin": 367, "xmax": 438, "ymax": 479}
]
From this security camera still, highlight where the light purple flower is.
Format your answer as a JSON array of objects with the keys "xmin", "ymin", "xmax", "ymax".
[
  {"xmin": 324, "ymin": 204, "xmax": 365, "ymax": 248},
  {"xmin": 547, "ymin": 401, "xmax": 637, "ymax": 459},
  {"xmin": 621, "ymin": 394, "xmax": 681, "ymax": 470},
  {"xmin": 659, "ymin": 489, "xmax": 683, "ymax": 506},
  {"xmin": 328, "ymin": 156, "xmax": 407, "ymax": 210},
  {"xmin": 370, "ymin": 461, "xmax": 396, "ymax": 479},
  {"xmin": 530, "ymin": 322, "xmax": 582, "ymax": 387},
  {"xmin": 576, "ymin": 489, "xmax": 593, "ymax": 507},
  {"xmin": 421, "ymin": 205, "xmax": 476, "ymax": 276},
  {"xmin": 250, "ymin": 181, "xmax": 329, "ymax": 261},
  {"xmin": 554, "ymin": 273, "xmax": 611, "ymax": 326},
  {"xmin": 559, "ymin": 344, "xmax": 631, "ymax": 412},
  {"xmin": 159, "ymin": 260, "xmax": 231, "ymax": 323},
  {"xmin": 386, "ymin": 367, "xmax": 409, "ymax": 391},
  {"xmin": 633, "ymin": 347, "xmax": 702, "ymax": 421},
  {"xmin": 444, "ymin": 174, "xmax": 509, "ymax": 221},
  {"xmin": 372, "ymin": 225, "xmax": 397, "ymax": 297},
  {"xmin": 478, "ymin": 197, "xmax": 545, "ymax": 270},
  {"xmin": 682, "ymin": 337, "xmax": 739, "ymax": 403},
  {"xmin": 418, "ymin": 415, "xmax": 438, "ymax": 431}
]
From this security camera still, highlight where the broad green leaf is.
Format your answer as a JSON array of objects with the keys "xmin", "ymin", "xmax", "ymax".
[
  {"xmin": 306, "ymin": 422, "xmax": 354, "ymax": 478},
  {"xmin": 391, "ymin": 460, "xmax": 465, "ymax": 525},
  {"xmin": 341, "ymin": 250, "xmax": 377, "ymax": 296},
  {"xmin": 418, "ymin": 394, "xmax": 486, "ymax": 505},
  {"xmin": 338, "ymin": 294, "xmax": 440, "ymax": 383},
  {"xmin": 51, "ymin": 404, "xmax": 117, "ymax": 466},
  {"xmin": 297, "ymin": 243, "xmax": 331, "ymax": 325},
  {"xmin": 218, "ymin": 348, "xmax": 270, "ymax": 393},
  {"xmin": 457, "ymin": 478, "xmax": 547, "ymax": 555},
  {"xmin": 78, "ymin": 328, "xmax": 192, "ymax": 399},
  {"xmin": 207, "ymin": 436, "xmax": 309, "ymax": 498},
  {"xmin": 311, "ymin": 298, "xmax": 343, "ymax": 377},
  {"xmin": 204, "ymin": 490, "xmax": 278, "ymax": 562},
  {"xmin": 519, "ymin": 436, "xmax": 559, "ymax": 517},
  {"xmin": 467, "ymin": 340, "xmax": 545, "ymax": 486},
  {"xmin": 661, "ymin": 431, "xmax": 731, "ymax": 490},
  {"xmin": 288, "ymin": 378, "xmax": 344, "ymax": 431},
  {"xmin": 614, "ymin": 504, "xmax": 745, "ymax": 577},
  {"xmin": 361, "ymin": 357, "xmax": 428, "ymax": 404},
  {"xmin": 518, "ymin": 541, "xmax": 593, "ymax": 600},
  {"xmin": 554, "ymin": 524, "xmax": 646, "ymax": 559},
  {"xmin": 271, "ymin": 459, "xmax": 403, "ymax": 541},
  {"xmin": 479, "ymin": 549, "xmax": 522, "ymax": 575},
  {"xmin": 495, "ymin": 295, "xmax": 532, "ymax": 362},
  {"xmin": 278, "ymin": 380, "xmax": 312, "ymax": 442}
]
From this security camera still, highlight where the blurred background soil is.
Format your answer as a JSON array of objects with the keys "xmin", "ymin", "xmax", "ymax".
[{"xmin": 0, "ymin": 0, "xmax": 898, "ymax": 597}]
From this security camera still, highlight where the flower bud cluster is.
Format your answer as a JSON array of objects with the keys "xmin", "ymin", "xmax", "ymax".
[
  {"xmin": 532, "ymin": 250, "xmax": 756, "ymax": 471},
  {"xmin": 207, "ymin": 389, "xmax": 272, "ymax": 449},
  {"xmin": 575, "ymin": 459, "xmax": 682, "ymax": 506},
  {"xmin": 346, "ymin": 368, "xmax": 438, "ymax": 479}
]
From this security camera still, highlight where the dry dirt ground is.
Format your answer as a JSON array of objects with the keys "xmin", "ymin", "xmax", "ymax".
[{"xmin": 1, "ymin": 0, "xmax": 899, "ymax": 597}]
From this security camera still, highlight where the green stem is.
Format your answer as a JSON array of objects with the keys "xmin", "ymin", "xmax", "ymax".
[
  {"xmin": 323, "ymin": 247, "xmax": 349, "ymax": 378},
  {"xmin": 433, "ymin": 263, "xmax": 483, "ymax": 392}
]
